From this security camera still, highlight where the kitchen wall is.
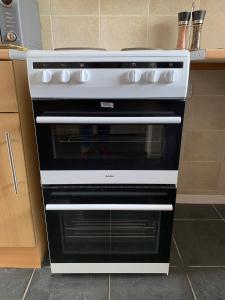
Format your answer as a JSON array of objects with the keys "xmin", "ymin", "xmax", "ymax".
[
  {"xmin": 37, "ymin": 0, "xmax": 225, "ymax": 198},
  {"xmin": 178, "ymin": 70, "xmax": 225, "ymax": 197},
  {"xmin": 38, "ymin": 0, "xmax": 225, "ymax": 50}
]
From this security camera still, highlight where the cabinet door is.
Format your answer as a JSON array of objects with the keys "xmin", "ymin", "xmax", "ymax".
[
  {"xmin": 0, "ymin": 114, "xmax": 36, "ymax": 247},
  {"xmin": 0, "ymin": 61, "xmax": 18, "ymax": 112}
]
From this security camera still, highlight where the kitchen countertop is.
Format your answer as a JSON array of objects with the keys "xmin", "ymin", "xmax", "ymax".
[
  {"xmin": 193, "ymin": 49, "xmax": 225, "ymax": 62},
  {"xmin": 0, "ymin": 49, "xmax": 10, "ymax": 60},
  {"xmin": 1, "ymin": 48, "xmax": 225, "ymax": 66},
  {"xmin": 0, "ymin": 49, "xmax": 26, "ymax": 60},
  {"xmin": 191, "ymin": 49, "xmax": 225, "ymax": 69}
]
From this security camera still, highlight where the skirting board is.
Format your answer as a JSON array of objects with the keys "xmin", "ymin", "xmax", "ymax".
[{"xmin": 177, "ymin": 194, "xmax": 225, "ymax": 204}]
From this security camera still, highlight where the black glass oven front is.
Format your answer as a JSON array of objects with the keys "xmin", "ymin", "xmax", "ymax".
[
  {"xmin": 33, "ymin": 99, "xmax": 184, "ymax": 171},
  {"xmin": 44, "ymin": 185, "xmax": 176, "ymax": 263}
]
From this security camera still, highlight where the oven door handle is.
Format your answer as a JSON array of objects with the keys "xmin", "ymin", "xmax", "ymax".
[
  {"xmin": 36, "ymin": 116, "xmax": 181, "ymax": 124},
  {"xmin": 45, "ymin": 204, "xmax": 173, "ymax": 211}
]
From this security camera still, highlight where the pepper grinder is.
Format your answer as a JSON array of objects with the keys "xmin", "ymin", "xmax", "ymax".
[
  {"xmin": 176, "ymin": 11, "xmax": 191, "ymax": 50},
  {"xmin": 190, "ymin": 10, "xmax": 206, "ymax": 51}
]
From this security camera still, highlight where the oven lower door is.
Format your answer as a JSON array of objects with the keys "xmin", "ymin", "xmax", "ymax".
[{"xmin": 44, "ymin": 185, "xmax": 175, "ymax": 274}]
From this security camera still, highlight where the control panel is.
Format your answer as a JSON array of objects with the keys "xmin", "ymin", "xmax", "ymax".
[
  {"xmin": 37, "ymin": 69, "xmax": 179, "ymax": 85},
  {"xmin": 27, "ymin": 51, "xmax": 190, "ymax": 99}
]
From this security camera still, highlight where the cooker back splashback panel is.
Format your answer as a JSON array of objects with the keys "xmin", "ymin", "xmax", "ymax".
[{"xmin": 27, "ymin": 50, "xmax": 190, "ymax": 100}]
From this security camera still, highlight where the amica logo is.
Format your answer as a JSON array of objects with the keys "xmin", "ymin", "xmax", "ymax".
[{"xmin": 105, "ymin": 174, "xmax": 115, "ymax": 178}]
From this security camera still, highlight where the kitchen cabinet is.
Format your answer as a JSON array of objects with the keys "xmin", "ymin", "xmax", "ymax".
[
  {"xmin": 0, "ymin": 61, "xmax": 18, "ymax": 112},
  {"xmin": 0, "ymin": 54, "xmax": 46, "ymax": 268},
  {"xmin": 0, "ymin": 114, "xmax": 35, "ymax": 247}
]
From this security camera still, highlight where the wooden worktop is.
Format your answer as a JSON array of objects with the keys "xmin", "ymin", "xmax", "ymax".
[
  {"xmin": 0, "ymin": 49, "xmax": 26, "ymax": 61},
  {"xmin": 0, "ymin": 49, "xmax": 10, "ymax": 60},
  {"xmin": 1, "ymin": 48, "xmax": 225, "ymax": 68},
  {"xmin": 191, "ymin": 49, "xmax": 225, "ymax": 69},
  {"xmin": 204, "ymin": 49, "xmax": 225, "ymax": 62}
]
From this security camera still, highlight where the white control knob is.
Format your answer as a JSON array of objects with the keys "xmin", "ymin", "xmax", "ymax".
[
  {"xmin": 40, "ymin": 70, "xmax": 52, "ymax": 84},
  {"xmin": 60, "ymin": 70, "xmax": 71, "ymax": 83},
  {"xmin": 127, "ymin": 70, "xmax": 141, "ymax": 83},
  {"xmin": 146, "ymin": 70, "xmax": 159, "ymax": 84},
  {"xmin": 78, "ymin": 70, "xmax": 90, "ymax": 83},
  {"xmin": 163, "ymin": 70, "xmax": 178, "ymax": 84}
]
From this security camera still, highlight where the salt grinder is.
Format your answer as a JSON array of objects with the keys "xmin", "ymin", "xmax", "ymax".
[
  {"xmin": 176, "ymin": 11, "xmax": 191, "ymax": 49},
  {"xmin": 190, "ymin": 10, "xmax": 206, "ymax": 51}
]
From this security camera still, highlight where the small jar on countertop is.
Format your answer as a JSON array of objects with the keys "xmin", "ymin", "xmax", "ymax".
[
  {"xmin": 176, "ymin": 11, "xmax": 191, "ymax": 50},
  {"xmin": 190, "ymin": 10, "xmax": 206, "ymax": 51}
]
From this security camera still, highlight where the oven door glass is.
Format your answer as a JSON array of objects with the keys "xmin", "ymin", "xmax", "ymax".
[
  {"xmin": 44, "ymin": 185, "xmax": 175, "ymax": 263},
  {"xmin": 61, "ymin": 210, "xmax": 160, "ymax": 256},
  {"xmin": 34, "ymin": 100, "xmax": 184, "ymax": 171},
  {"xmin": 48, "ymin": 123, "xmax": 177, "ymax": 170}
]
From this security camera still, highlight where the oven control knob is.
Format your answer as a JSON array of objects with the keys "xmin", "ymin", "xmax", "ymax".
[
  {"xmin": 146, "ymin": 70, "xmax": 159, "ymax": 84},
  {"xmin": 78, "ymin": 70, "xmax": 90, "ymax": 83},
  {"xmin": 163, "ymin": 70, "xmax": 178, "ymax": 84},
  {"xmin": 127, "ymin": 70, "xmax": 141, "ymax": 83},
  {"xmin": 40, "ymin": 70, "xmax": 52, "ymax": 84},
  {"xmin": 60, "ymin": 70, "xmax": 71, "ymax": 83}
]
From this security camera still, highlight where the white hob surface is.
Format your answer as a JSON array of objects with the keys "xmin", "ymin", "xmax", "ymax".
[{"xmin": 27, "ymin": 50, "xmax": 190, "ymax": 100}]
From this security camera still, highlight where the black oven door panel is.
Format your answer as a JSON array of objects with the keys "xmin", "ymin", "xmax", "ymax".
[
  {"xmin": 33, "ymin": 99, "xmax": 184, "ymax": 171},
  {"xmin": 44, "ymin": 185, "xmax": 176, "ymax": 263}
]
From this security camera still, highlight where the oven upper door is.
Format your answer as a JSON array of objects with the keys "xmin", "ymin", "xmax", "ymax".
[
  {"xmin": 33, "ymin": 99, "xmax": 184, "ymax": 172},
  {"xmin": 44, "ymin": 184, "xmax": 176, "ymax": 264}
]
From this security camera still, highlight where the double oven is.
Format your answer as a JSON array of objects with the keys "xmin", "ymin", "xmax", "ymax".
[{"xmin": 33, "ymin": 98, "xmax": 184, "ymax": 274}]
